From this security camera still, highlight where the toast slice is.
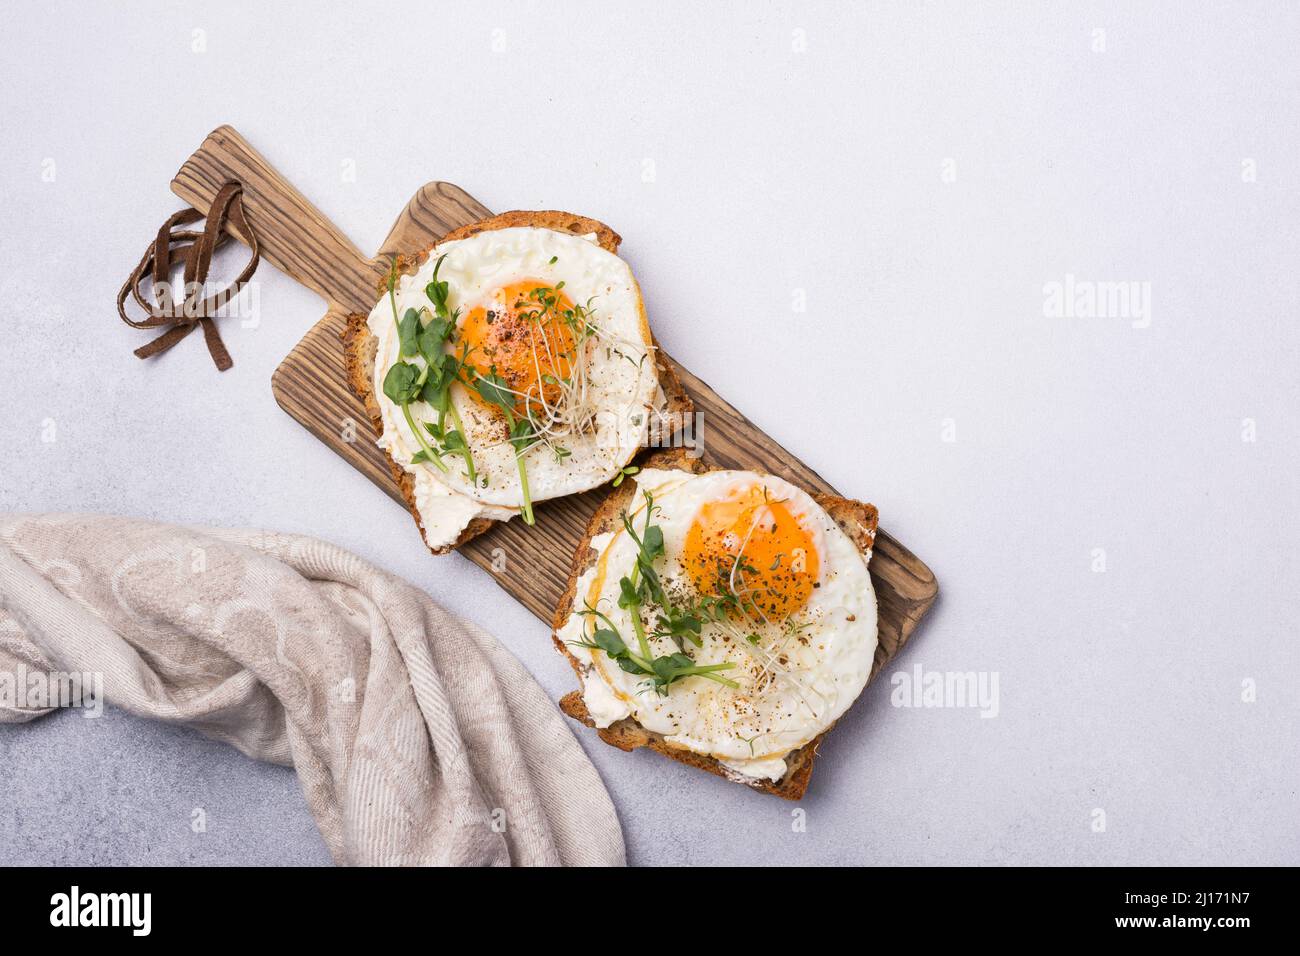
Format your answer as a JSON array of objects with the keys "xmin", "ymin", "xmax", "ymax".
[
  {"xmin": 551, "ymin": 448, "xmax": 880, "ymax": 800},
  {"xmin": 342, "ymin": 210, "xmax": 693, "ymax": 555}
]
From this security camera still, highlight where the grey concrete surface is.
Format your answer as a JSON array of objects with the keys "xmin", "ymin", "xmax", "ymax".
[{"xmin": 1, "ymin": 0, "xmax": 1297, "ymax": 866}]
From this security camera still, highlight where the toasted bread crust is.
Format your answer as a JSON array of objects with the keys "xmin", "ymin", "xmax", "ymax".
[
  {"xmin": 551, "ymin": 449, "xmax": 880, "ymax": 799},
  {"xmin": 439, "ymin": 209, "xmax": 622, "ymax": 251},
  {"xmin": 341, "ymin": 210, "xmax": 691, "ymax": 557}
]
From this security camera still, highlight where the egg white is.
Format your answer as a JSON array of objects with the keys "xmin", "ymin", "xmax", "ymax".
[
  {"xmin": 559, "ymin": 467, "xmax": 879, "ymax": 782},
  {"xmin": 368, "ymin": 227, "xmax": 660, "ymax": 549}
]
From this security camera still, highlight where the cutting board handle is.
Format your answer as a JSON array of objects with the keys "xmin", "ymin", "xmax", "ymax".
[{"xmin": 171, "ymin": 125, "xmax": 386, "ymax": 313}]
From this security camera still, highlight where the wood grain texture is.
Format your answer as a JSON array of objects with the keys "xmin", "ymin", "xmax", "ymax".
[{"xmin": 170, "ymin": 126, "xmax": 939, "ymax": 674}]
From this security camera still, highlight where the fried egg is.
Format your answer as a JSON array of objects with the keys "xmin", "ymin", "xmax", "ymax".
[
  {"xmin": 558, "ymin": 467, "xmax": 879, "ymax": 782},
  {"xmin": 367, "ymin": 227, "xmax": 660, "ymax": 549}
]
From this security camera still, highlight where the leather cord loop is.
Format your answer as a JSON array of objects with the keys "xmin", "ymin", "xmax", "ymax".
[{"xmin": 117, "ymin": 182, "xmax": 260, "ymax": 371}]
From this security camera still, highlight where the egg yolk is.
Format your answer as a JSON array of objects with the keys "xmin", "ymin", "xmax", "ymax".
[
  {"xmin": 682, "ymin": 485, "xmax": 820, "ymax": 622},
  {"xmin": 459, "ymin": 279, "xmax": 577, "ymax": 415}
]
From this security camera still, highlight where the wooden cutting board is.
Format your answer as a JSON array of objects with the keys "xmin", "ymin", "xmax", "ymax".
[{"xmin": 170, "ymin": 125, "xmax": 938, "ymax": 677}]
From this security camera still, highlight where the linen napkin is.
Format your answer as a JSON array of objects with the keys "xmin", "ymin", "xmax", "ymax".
[{"xmin": 0, "ymin": 513, "xmax": 624, "ymax": 866}]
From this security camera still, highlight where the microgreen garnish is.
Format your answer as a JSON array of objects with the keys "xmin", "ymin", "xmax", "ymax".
[
  {"xmin": 571, "ymin": 492, "xmax": 737, "ymax": 695},
  {"xmin": 382, "ymin": 256, "xmax": 479, "ymax": 483},
  {"xmin": 420, "ymin": 256, "xmax": 478, "ymax": 484},
  {"xmin": 397, "ymin": 307, "xmax": 421, "ymax": 357},
  {"xmin": 612, "ymin": 465, "xmax": 639, "ymax": 488},
  {"xmin": 473, "ymin": 368, "xmax": 540, "ymax": 525}
]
